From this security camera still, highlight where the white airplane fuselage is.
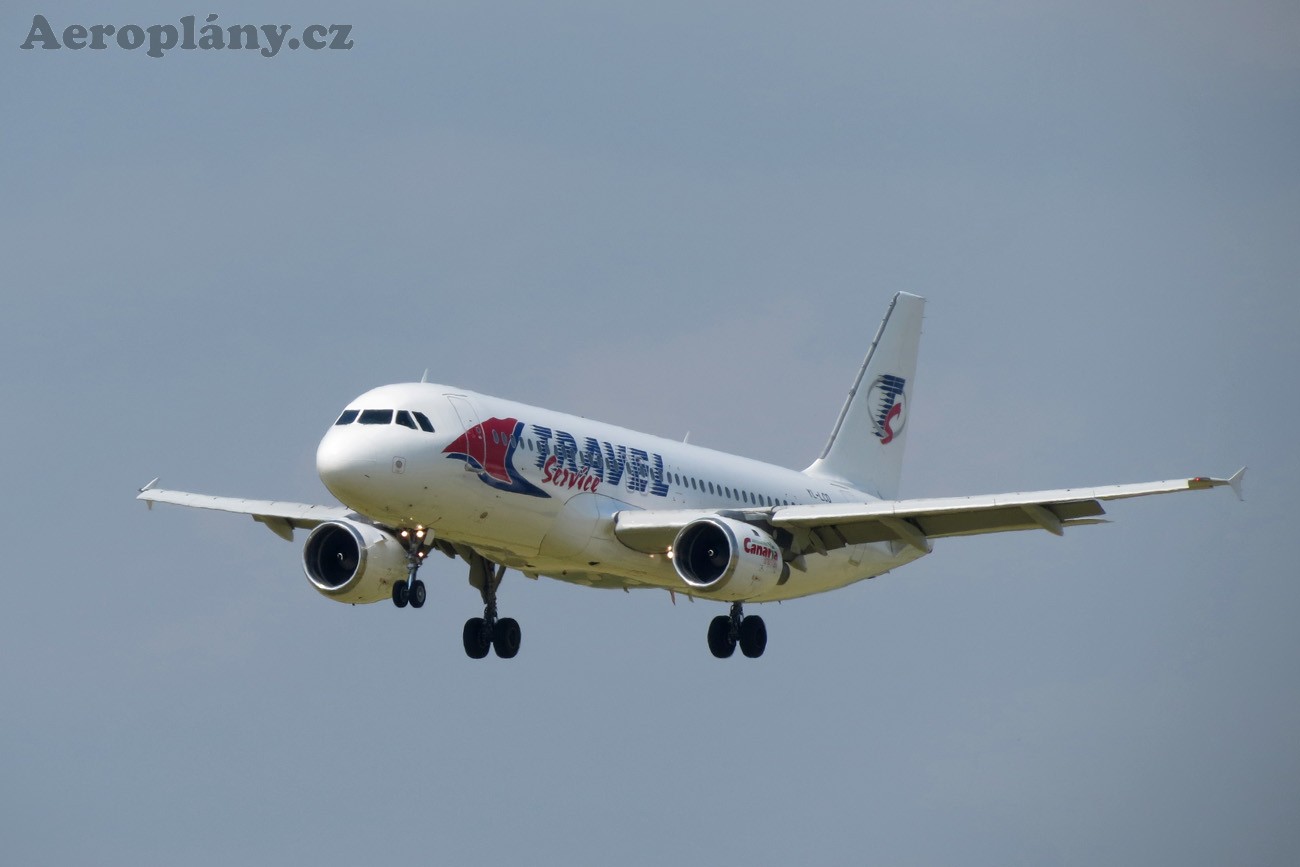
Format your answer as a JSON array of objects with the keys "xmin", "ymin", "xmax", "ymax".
[{"xmin": 315, "ymin": 382, "xmax": 924, "ymax": 603}]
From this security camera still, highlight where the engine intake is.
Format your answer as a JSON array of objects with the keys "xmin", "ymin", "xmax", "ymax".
[
  {"xmin": 672, "ymin": 517, "xmax": 787, "ymax": 600},
  {"xmin": 302, "ymin": 519, "xmax": 410, "ymax": 604}
]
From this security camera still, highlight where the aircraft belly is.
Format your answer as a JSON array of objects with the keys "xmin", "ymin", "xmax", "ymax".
[
  {"xmin": 423, "ymin": 482, "xmax": 552, "ymax": 558},
  {"xmin": 520, "ymin": 534, "xmax": 928, "ymax": 602},
  {"xmin": 750, "ymin": 542, "xmax": 927, "ymax": 602}
]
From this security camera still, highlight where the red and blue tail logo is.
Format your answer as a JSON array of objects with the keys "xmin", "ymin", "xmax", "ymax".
[
  {"xmin": 443, "ymin": 417, "xmax": 550, "ymax": 498},
  {"xmin": 867, "ymin": 374, "xmax": 907, "ymax": 445}
]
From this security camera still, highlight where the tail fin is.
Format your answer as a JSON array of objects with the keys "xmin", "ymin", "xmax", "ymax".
[{"xmin": 804, "ymin": 292, "xmax": 925, "ymax": 499}]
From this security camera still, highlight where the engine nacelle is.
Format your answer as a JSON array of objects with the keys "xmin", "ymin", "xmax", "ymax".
[
  {"xmin": 672, "ymin": 517, "xmax": 788, "ymax": 600},
  {"xmin": 302, "ymin": 519, "xmax": 410, "ymax": 604}
]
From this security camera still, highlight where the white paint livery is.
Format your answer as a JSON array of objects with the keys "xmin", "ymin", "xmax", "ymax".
[{"xmin": 138, "ymin": 292, "xmax": 1244, "ymax": 658}]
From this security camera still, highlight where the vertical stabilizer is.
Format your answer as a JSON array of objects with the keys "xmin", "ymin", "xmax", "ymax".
[{"xmin": 804, "ymin": 292, "xmax": 925, "ymax": 499}]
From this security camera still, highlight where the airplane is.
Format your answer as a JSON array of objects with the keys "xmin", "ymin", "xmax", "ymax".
[{"xmin": 137, "ymin": 292, "xmax": 1244, "ymax": 659}]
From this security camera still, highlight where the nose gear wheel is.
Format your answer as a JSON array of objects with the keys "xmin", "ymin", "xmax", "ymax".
[{"xmin": 390, "ymin": 527, "xmax": 434, "ymax": 610}]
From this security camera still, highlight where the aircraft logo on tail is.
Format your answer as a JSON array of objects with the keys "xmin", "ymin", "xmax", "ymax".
[
  {"xmin": 443, "ymin": 417, "xmax": 550, "ymax": 498},
  {"xmin": 867, "ymin": 375, "xmax": 907, "ymax": 445}
]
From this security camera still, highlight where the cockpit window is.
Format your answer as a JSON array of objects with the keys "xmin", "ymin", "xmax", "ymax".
[{"xmin": 336, "ymin": 407, "xmax": 433, "ymax": 431}]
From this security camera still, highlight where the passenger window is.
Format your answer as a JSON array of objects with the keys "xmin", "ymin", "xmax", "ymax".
[
  {"xmin": 708, "ymin": 482, "xmax": 715, "ymax": 495},
  {"xmin": 395, "ymin": 410, "xmax": 417, "ymax": 430},
  {"xmin": 334, "ymin": 409, "xmax": 359, "ymax": 426},
  {"xmin": 412, "ymin": 411, "xmax": 435, "ymax": 432},
  {"xmin": 358, "ymin": 409, "xmax": 393, "ymax": 425}
]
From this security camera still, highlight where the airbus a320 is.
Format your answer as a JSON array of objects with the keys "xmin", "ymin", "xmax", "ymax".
[{"xmin": 138, "ymin": 293, "xmax": 1243, "ymax": 659}]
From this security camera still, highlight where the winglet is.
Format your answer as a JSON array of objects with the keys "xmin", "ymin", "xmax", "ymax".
[
  {"xmin": 138, "ymin": 477, "xmax": 159, "ymax": 510},
  {"xmin": 1227, "ymin": 466, "xmax": 1246, "ymax": 502},
  {"xmin": 1188, "ymin": 468, "xmax": 1246, "ymax": 501}
]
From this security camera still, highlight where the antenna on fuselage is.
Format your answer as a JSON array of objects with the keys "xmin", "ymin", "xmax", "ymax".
[{"xmin": 420, "ymin": 369, "xmax": 429, "ymax": 383}]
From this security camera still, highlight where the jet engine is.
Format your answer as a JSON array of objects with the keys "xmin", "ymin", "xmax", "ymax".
[
  {"xmin": 302, "ymin": 519, "xmax": 410, "ymax": 604},
  {"xmin": 671, "ymin": 516, "xmax": 788, "ymax": 600}
]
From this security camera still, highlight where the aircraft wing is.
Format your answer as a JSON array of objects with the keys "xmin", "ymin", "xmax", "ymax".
[
  {"xmin": 136, "ymin": 480, "xmax": 354, "ymax": 541},
  {"xmin": 614, "ymin": 469, "xmax": 1245, "ymax": 556}
]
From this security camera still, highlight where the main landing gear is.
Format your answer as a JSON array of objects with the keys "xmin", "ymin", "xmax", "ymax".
[
  {"xmin": 708, "ymin": 602, "xmax": 767, "ymax": 659},
  {"xmin": 462, "ymin": 553, "xmax": 521, "ymax": 660},
  {"xmin": 391, "ymin": 527, "xmax": 433, "ymax": 610}
]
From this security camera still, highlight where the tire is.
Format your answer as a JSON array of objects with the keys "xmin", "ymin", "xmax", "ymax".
[
  {"xmin": 392, "ymin": 581, "xmax": 409, "ymax": 608},
  {"xmin": 409, "ymin": 580, "xmax": 426, "ymax": 609},
  {"xmin": 463, "ymin": 617, "xmax": 490, "ymax": 659},
  {"xmin": 707, "ymin": 615, "xmax": 736, "ymax": 658},
  {"xmin": 739, "ymin": 615, "xmax": 767, "ymax": 658},
  {"xmin": 493, "ymin": 617, "xmax": 522, "ymax": 659}
]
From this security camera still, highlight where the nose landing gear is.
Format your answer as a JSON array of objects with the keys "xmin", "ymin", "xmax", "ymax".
[{"xmin": 391, "ymin": 527, "xmax": 432, "ymax": 609}]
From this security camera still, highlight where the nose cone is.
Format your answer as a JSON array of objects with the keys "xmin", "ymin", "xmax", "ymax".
[{"xmin": 316, "ymin": 427, "xmax": 384, "ymax": 508}]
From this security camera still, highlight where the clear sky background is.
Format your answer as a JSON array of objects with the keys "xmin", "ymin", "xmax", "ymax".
[{"xmin": 3, "ymin": 2, "xmax": 1297, "ymax": 864}]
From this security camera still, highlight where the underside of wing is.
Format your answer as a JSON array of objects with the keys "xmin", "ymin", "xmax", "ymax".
[{"xmin": 136, "ymin": 480, "xmax": 355, "ymax": 541}]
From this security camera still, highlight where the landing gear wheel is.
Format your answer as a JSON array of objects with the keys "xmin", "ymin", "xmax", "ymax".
[
  {"xmin": 739, "ymin": 615, "xmax": 767, "ymax": 658},
  {"xmin": 395, "ymin": 530, "xmax": 433, "ymax": 612},
  {"xmin": 708, "ymin": 615, "xmax": 736, "ymax": 658},
  {"xmin": 463, "ymin": 554, "xmax": 522, "ymax": 659},
  {"xmin": 463, "ymin": 617, "xmax": 490, "ymax": 659},
  {"xmin": 493, "ymin": 617, "xmax": 522, "ymax": 659}
]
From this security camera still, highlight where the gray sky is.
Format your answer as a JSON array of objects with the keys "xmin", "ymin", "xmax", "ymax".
[{"xmin": 3, "ymin": 2, "xmax": 1297, "ymax": 864}]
